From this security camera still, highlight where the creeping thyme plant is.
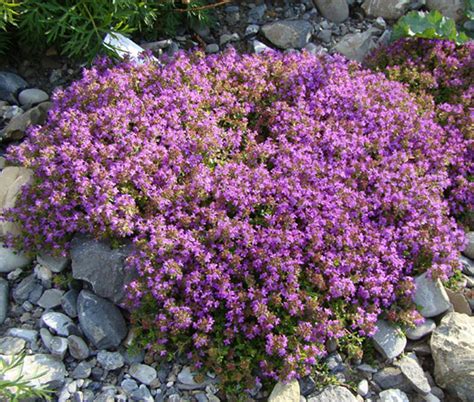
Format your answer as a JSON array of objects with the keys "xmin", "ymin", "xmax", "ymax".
[{"xmin": 2, "ymin": 49, "xmax": 469, "ymax": 395}]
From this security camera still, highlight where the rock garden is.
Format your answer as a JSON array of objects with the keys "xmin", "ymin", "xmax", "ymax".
[{"xmin": 0, "ymin": 1, "xmax": 473, "ymax": 402}]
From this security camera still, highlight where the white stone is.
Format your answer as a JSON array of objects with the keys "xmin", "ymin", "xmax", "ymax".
[
  {"xmin": 269, "ymin": 380, "xmax": 300, "ymax": 402},
  {"xmin": 308, "ymin": 385, "xmax": 358, "ymax": 402},
  {"xmin": 130, "ymin": 364, "xmax": 157, "ymax": 385},
  {"xmin": 378, "ymin": 389, "xmax": 409, "ymax": 402},
  {"xmin": 357, "ymin": 379, "xmax": 369, "ymax": 396},
  {"xmin": 18, "ymin": 88, "xmax": 49, "ymax": 107}
]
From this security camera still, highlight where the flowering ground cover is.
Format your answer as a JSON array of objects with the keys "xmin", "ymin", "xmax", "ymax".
[{"xmin": 2, "ymin": 49, "xmax": 468, "ymax": 393}]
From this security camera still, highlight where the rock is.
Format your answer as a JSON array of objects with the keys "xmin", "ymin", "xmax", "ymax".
[
  {"xmin": 446, "ymin": 288, "xmax": 471, "ymax": 315},
  {"xmin": 313, "ymin": 0, "xmax": 349, "ymax": 22},
  {"xmin": 219, "ymin": 33, "xmax": 239, "ymax": 46},
  {"xmin": 72, "ymin": 361, "xmax": 92, "ymax": 379},
  {"xmin": 121, "ymin": 378, "xmax": 138, "ymax": 394},
  {"xmin": 37, "ymin": 288, "xmax": 64, "ymax": 309},
  {"xmin": 372, "ymin": 320, "xmax": 407, "ymax": 359},
  {"xmin": 396, "ymin": 353, "xmax": 431, "ymax": 395},
  {"xmin": 40, "ymin": 327, "xmax": 54, "ymax": 349},
  {"xmin": 130, "ymin": 384, "xmax": 153, "ymax": 401},
  {"xmin": 261, "ymin": 20, "xmax": 313, "ymax": 49},
  {"xmin": 414, "ymin": 272, "xmax": 451, "ymax": 318},
  {"xmin": 71, "ymin": 234, "xmax": 134, "ymax": 304},
  {"xmin": 61, "ymin": 289, "xmax": 79, "ymax": 318},
  {"xmin": 0, "ymin": 336, "xmax": 26, "ymax": 354},
  {"xmin": 245, "ymin": 24, "xmax": 260, "ymax": 37},
  {"xmin": 308, "ymin": 385, "xmax": 358, "ymax": 402},
  {"xmin": 1, "ymin": 101, "xmax": 52, "ymax": 141},
  {"xmin": 205, "ymin": 44, "xmax": 219, "ymax": 54},
  {"xmin": 12, "ymin": 274, "xmax": 42, "ymax": 304},
  {"xmin": 130, "ymin": 364, "xmax": 157, "ymax": 385},
  {"xmin": 426, "ymin": 0, "xmax": 465, "ymax": 21},
  {"xmin": 49, "ymin": 336, "xmax": 68, "ymax": 359},
  {"xmin": 373, "ymin": 367, "xmax": 413, "ymax": 392},
  {"xmin": 462, "ymin": 232, "xmax": 474, "ymax": 260},
  {"xmin": 41, "ymin": 311, "xmax": 74, "ymax": 336},
  {"xmin": 6, "ymin": 328, "xmax": 38, "ymax": 343},
  {"xmin": 77, "ymin": 290, "xmax": 127, "ymax": 349},
  {"xmin": 378, "ymin": 388, "xmax": 409, "ymax": 402},
  {"xmin": 357, "ymin": 379, "xmax": 369, "ymax": 396},
  {"xmin": 0, "ymin": 245, "xmax": 32, "ymax": 274},
  {"xmin": 430, "ymin": 312, "xmax": 474, "ymax": 401},
  {"xmin": 333, "ymin": 29, "xmax": 378, "ymax": 62},
  {"xmin": 362, "ymin": 0, "xmax": 411, "ymax": 19},
  {"xmin": 0, "ymin": 353, "xmax": 66, "ymax": 389},
  {"xmin": 97, "ymin": 350, "xmax": 124, "ymax": 370},
  {"xmin": 405, "ymin": 319, "xmax": 436, "ymax": 340},
  {"xmin": 253, "ymin": 40, "xmax": 273, "ymax": 54},
  {"xmin": 268, "ymin": 380, "xmax": 300, "ymax": 402},
  {"xmin": 0, "ymin": 278, "xmax": 8, "ymax": 325},
  {"xmin": 67, "ymin": 335, "xmax": 89, "ymax": 360},
  {"xmin": 18, "ymin": 88, "xmax": 49, "ymax": 107},
  {"xmin": 0, "ymin": 72, "xmax": 27, "ymax": 103},
  {"xmin": 460, "ymin": 256, "xmax": 474, "ymax": 277},
  {"xmin": 248, "ymin": 4, "xmax": 267, "ymax": 23},
  {"xmin": 37, "ymin": 252, "xmax": 70, "ymax": 273}
]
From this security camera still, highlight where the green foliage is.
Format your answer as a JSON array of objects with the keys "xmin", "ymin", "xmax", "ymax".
[
  {"xmin": 1, "ymin": 0, "xmax": 212, "ymax": 61},
  {"xmin": 0, "ymin": 353, "xmax": 52, "ymax": 401},
  {"xmin": 392, "ymin": 10, "xmax": 469, "ymax": 44}
]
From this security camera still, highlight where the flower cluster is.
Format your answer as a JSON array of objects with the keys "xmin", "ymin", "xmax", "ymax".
[
  {"xmin": 366, "ymin": 38, "xmax": 473, "ymax": 225},
  {"xmin": 4, "ymin": 50, "xmax": 465, "ymax": 388}
]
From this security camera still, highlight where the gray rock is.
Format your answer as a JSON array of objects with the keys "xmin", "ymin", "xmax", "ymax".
[
  {"xmin": 378, "ymin": 389, "xmax": 409, "ymax": 402},
  {"xmin": 0, "ymin": 336, "xmax": 26, "ymax": 354},
  {"xmin": 248, "ymin": 4, "xmax": 267, "ymax": 23},
  {"xmin": 77, "ymin": 290, "xmax": 127, "ymax": 350},
  {"xmin": 67, "ymin": 335, "xmax": 89, "ymax": 360},
  {"xmin": 49, "ymin": 336, "xmax": 68, "ymax": 359},
  {"xmin": 37, "ymin": 252, "xmax": 70, "ymax": 273},
  {"xmin": 396, "ymin": 353, "xmax": 431, "ymax": 395},
  {"xmin": 333, "ymin": 28, "xmax": 378, "ymax": 62},
  {"xmin": 373, "ymin": 367, "xmax": 413, "ymax": 392},
  {"xmin": 0, "ymin": 244, "xmax": 32, "ymax": 273},
  {"xmin": 262, "ymin": 20, "xmax": 313, "ymax": 49},
  {"xmin": 6, "ymin": 327, "xmax": 38, "ymax": 343},
  {"xmin": 245, "ymin": 24, "xmax": 260, "ymax": 37},
  {"xmin": 357, "ymin": 379, "xmax": 369, "ymax": 396},
  {"xmin": 130, "ymin": 384, "xmax": 153, "ymax": 401},
  {"xmin": 18, "ymin": 88, "xmax": 49, "ymax": 107},
  {"xmin": 253, "ymin": 40, "xmax": 273, "ymax": 54},
  {"xmin": 463, "ymin": 232, "xmax": 474, "ymax": 260},
  {"xmin": 0, "ymin": 72, "xmax": 27, "ymax": 103},
  {"xmin": 71, "ymin": 234, "xmax": 134, "ymax": 304},
  {"xmin": 61, "ymin": 289, "xmax": 79, "ymax": 318},
  {"xmin": 405, "ymin": 319, "xmax": 436, "ymax": 340},
  {"xmin": 414, "ymin": 272, "xmax": 451, "ymax": 318},
  {"xmin": 308, "ymin": 385, "xmax": 358, "ymax": 402},
  {"xmin": 0, "ymin": 278, "xmax": 8, "ymax": 325},
  {"xmin": 121, "ymin": 378, "xmax": 139, "ymax": 394},
  {"xmin": 37, "ymin": 288, "xmax": 64, "ymax": 309},
  {"xmin": 40, "ymin": 327, "xmax": 54, "ymax": 349},
  {"xmin": 314, "ymin": 0, "xmax": 349, "ymax": 22},
  {"xmin": 426, "ymin": 0, "xmax": 465, "ymax": 21},
  {"xmin": 219, "ymin": 33, "xmax": 239, "ymax": 46},
  {"xmin": 460, "ymin": 255, "xmax": 474, "ymax": 277},
  {"xmin": 97, "ymin": 350, "xmax": 124, "ymax": 370},
  {"xmin": 0, "ymin": 353, "xmax": 66, "ymax": 389},
  {"xmin": 1, "ymin": 101, "xmax": 52, "ymax": 141},
  {"xmin": 446, "ymin": 288, "xmax": 471, "ymax": 315},
  {"xmin": 72, "ymin": 361, "xmax": 92, "ymax": 379},
  {"xmin": 268, "ymin": 380, "xmax": 300, "ymax": 402},
  {"xmin": 362, "ymin": 0, "xmax": 411, "ymax": 19},
  {"xmin": 42, "ymin": 311, "xmax": 74, "ymax": 336},
  {"xmin": 205, "ymin": 44, "xmax": 219, "ymax": 54},
  {"xmin": 130, "ymin": 363, "xmax": 157, "ymax": 385},
  {"xmin": 430, "ymin": 312, "xmax": 474, "ymax": 402},
  {"xmin": 372, "ymin": 320, "xmax": 407, "ymax": 359}
]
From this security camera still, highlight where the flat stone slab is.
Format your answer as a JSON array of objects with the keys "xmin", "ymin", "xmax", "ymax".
[
  {"xmin": 372, "ymin": 320, "xmax": 407, "ymax": 360},
  {"xmin": 414, "ymin": 272, "xmax": 451, "ymax": 318}
]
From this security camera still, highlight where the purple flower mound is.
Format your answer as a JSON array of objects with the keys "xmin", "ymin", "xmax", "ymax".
[
  {"xmin": 366, "ymin": 38, "xmax": 474, "ymax": 226},
  {"xmin": 4, "ymin": 50, "xmax": 465, "ymax": 387}
]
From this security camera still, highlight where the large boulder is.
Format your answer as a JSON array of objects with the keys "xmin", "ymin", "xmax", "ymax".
[
  {"xmin": 362, "ymin": 0, "xmax": 411, "ymax": 19},
  {"xmin": 426, "ymin": 0, "xmax": 465, "ymax": 21},
  {"xmin": 77, "ymin": 290, "xmax": 127, "ymax": 350},
  {"xmin": 0, "ymin": 166, "xmax": 33, "ymax": 238},
  {"xmin": 261, "ymin": 20, "xmax": 313, "ymax": 49},
  {"xmin": 71, "ymin": 234, "xmax": 135, "ymax": 304},
  {"xmin": 430, "ymin": 312, "xmax": 474, "ymax": 401}
]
